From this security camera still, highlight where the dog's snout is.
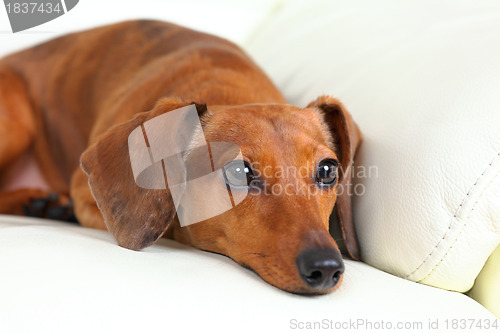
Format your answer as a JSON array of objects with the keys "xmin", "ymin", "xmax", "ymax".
[{"xmin": 296, "ymin": 248, "xmax": 344, "ymax": 291}]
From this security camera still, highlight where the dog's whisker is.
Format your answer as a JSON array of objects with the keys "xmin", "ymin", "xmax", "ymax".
[
  {"xmin": 190, "ymin": 241, "xmax": 217, "ymax": 248},
  {"xmin": 231, "ymin": 252, "xmax": 269, "ymax": 262}
]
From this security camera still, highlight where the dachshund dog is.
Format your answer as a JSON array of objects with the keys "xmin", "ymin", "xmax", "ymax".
[{"xmin": 0, "ymin": 20, "xmax": 361, "ymax": 295}]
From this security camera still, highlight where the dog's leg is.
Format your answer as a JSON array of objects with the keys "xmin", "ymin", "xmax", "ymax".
[
  {"xmin": 0, "ymin": 189, "xmax": 76, "ymax": 221},
  {"xmin": 70, "ymin": 168, "xmax": 107, "ymax": 230},
  {"xmin": 0, "ymin": 189, "xmax": 49, "ymax": 215},
  {"xmin": 0, "ymin": 64, "xmax": 35, "ymax": 169},
  {"xmin": 0, "ymin": 64, "xmax": 41, "ymax": 215}
]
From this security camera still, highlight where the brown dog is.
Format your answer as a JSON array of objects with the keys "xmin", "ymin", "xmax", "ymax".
[{"xmin": 0, "ymin": 20, "xmax": 361, "ymax": 295}]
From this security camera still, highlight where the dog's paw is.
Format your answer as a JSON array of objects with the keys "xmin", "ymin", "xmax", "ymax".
[{"xmin": 22, "ymin": 193, "xmax": 78, "ymax": 223}]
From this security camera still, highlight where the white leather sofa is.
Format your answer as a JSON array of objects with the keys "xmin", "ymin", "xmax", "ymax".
[{"xmin": 1, "ymin": 1, "xmax": 499, "ymax": 332}]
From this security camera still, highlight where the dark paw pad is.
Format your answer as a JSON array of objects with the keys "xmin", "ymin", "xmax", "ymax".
[{"xmin": 23, "ymin": 193, "xmax": 78, "ymax": 223}]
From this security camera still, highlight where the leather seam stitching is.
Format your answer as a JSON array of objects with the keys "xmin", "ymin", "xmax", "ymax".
[
  {"xmin": 405, "ymin": 152, "xmax": 500, "ymax": 280},
  {"xmin": 416, "ymin": 169, "xmax": 500, "ymax": 283}
]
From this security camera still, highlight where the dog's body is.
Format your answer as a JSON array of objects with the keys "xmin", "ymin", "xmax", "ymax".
[{"xmin": 0, "ymin": 20, "xmax": 361, "ymax": 294}]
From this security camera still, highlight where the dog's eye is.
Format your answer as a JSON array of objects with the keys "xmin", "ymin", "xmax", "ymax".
[
  {"xmin": 223, "ymin": 160, "xmax": 254, "ymax": 187},
  {"xmin": 316, "ymin": 159, "xmax": 339, "ymax": 186}
]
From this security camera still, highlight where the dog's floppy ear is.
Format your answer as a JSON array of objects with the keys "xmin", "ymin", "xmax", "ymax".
[
  {"xmin": 307, "ymin": 95, "xmax": 362, "ymax": 260},
  {"xmin": 81, "ymin": 98, "xmax": 202, "ymax": 250}
]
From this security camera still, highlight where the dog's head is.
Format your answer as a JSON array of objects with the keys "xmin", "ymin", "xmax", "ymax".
[{"xmin": 81, "ymin": 95, "xmax": 362, "ymax": 295}]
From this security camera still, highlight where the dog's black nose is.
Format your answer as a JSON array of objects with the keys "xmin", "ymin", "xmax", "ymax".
[{"xmin": 296, "ymin": 248, "xmax": 345, "ymax": 290}]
